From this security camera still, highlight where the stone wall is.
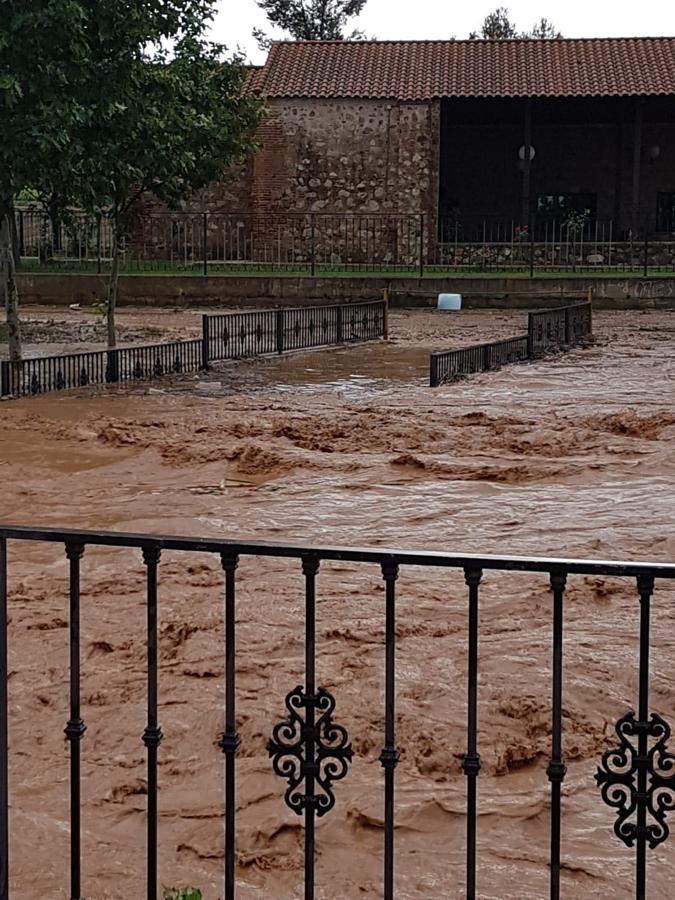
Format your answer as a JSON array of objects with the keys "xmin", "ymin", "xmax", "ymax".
[
  {"xmin": 435, "ymin": 241, "xmax": 675, "ymax": 270},
  {"xmin": 251, "ymin": 98, "xmax": 440, "ymax": 220}
]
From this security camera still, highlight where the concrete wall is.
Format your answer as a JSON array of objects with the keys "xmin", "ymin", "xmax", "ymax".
[{"xmin": 16, "ymin": 272, "xmax": 675, "ymax": 310}]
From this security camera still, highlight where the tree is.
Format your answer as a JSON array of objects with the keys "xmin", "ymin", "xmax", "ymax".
[
  {"xmin": 73, "ymin": 1, "xmax": 261, "ymax": 347},
  {"xmin": 0, "ymin": 0, "xmax": 89, "ymax": 362},
  {"xmin": 527, "ymin": 18, "xmax": 562, "ymax": 39},
  {"xmin": 253, "ymin": 0, "xmax": 368, "ymax": 50},
  {"xmin": 469, "ymin": 7, "xmax": 518, "ymax": 40},
  {"xmin": 470, "ymin": 7, "xmax": 562, "ymax": 40}
]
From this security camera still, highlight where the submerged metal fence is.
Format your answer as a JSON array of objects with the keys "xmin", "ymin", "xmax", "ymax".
[
  {"xmin": 0, "ymin": 340, "xmax": 204, "ymax": 398},
  {"xmin": 15, "ymin": 208, "xmax": 675, "ymax": 276},
  {"xmin": 1, "ymin": 525, "xmax": 674, "ymax": 899},
  {"xmin": 0, "ymin": 300, "xmax": 385, "ymax": 398},
  {"xmin": 430, "ymin": 301, "xmax": 592, "ymax": 387},
  {"xmin": 204, "ymin": 300, "xmax": 385, "ymax": 362}
]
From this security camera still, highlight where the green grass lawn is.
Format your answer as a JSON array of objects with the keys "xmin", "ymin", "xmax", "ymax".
[{"xmin": 17, "ymin": 259, "xmax": 675, "ymax": 279}]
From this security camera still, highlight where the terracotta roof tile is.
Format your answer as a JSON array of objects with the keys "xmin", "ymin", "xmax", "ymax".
[{"xmin": 249, "ymin": 37, "xmax": 675, "ymax": 100}]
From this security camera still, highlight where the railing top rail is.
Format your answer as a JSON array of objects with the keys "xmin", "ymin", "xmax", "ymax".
[
  {"xmin": 4, "ymin": 338, "xmax": 202, "ymax": 367},
  {"xmin": 204, "ymin": 299, "xmax": 383, "ymax": 319},
  {"xmin": 430, "ymin": 335, "xmax": 528, "ymax": 360},
  {"xmin": 1, "ymin": 525, "xmax": 674, "ymax": 579},
  {"xmin": 529, "ymin": 300, "xmax": 592, "ymax": 315}
]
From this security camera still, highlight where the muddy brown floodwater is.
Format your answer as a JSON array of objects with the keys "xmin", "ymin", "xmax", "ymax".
[{"xmin": 1, "ymin": 308, "xmax": 675, "ymax": 899}]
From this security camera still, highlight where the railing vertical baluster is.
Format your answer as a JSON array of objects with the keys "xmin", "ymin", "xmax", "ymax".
[
  {"xmin": 219, "ymin": 553, "xmax": 240, "ymax": 900},
  {"xmin": 547, "ymin": 570, "xmax": 567, "ymax": 900},
  {"xmin": 141, "ymin": 546, "xmax": 162, "ymax": 900},
  {"xmin": 0, "ymin": 538, "xmax": 8, "ymax": 900},
  {"xmin": 64, "ymin": 542, "xmax": 86, "ymax": 900},
  {"xmin": 462, "ymin": 568, "xmax": 482, "ymax": 900},
  {"xmin": 303, "ymin": 554, "xmax": 320, "ymax": 900},
  {"xmin": 380, "ymin": 560, "xmax": 400, "ymax": 900},
  {"xmin": 636, "ymin": 574, "xmax": 655, "ymax": 900}
]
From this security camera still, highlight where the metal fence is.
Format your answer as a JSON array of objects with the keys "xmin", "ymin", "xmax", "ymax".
[
  {"xmin": 15, "ymin": 208, "xmax": 675, "ymax": 276},
  {"xmin": 1, "ymin": 300, "xmax": 386, "ymax": 398},
  {"xmin": 204, "ymin": 300, "xmax": 385, "ymax": 361},
  {"xmin": 528, "ymin": 301, "xmax": 594, "ymax": 357},
  {"xmin": 1, "ymin": 525, "xmax": 674, "ymax": 899},
  {"xmin": 430, "ymin": 301, "xmax": 593, "ymax": 387}
]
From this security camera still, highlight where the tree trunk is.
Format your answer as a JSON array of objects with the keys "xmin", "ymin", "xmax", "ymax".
[
  {"xmin": 0, "ymin": 207, "xmax": 22, "ymax": 363},
  {"xmin": 106, "ymin": 221, "xmax": 122, "ymax": 348}
]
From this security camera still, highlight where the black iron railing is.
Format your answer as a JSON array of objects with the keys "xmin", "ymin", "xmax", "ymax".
[
  {"xmin": 528, "ymin": 301, "xmax": 594, "ymax": 357},
  {"xmin": 15, "ymin": 207, "xmax": 675, "ymax": 276},
  {"xmin": 1, "ymin": 300, "xmax": 385, "ymax": 398},
  {"xmin": 204, "ymin": 300, "xmax": 384, "ymax": 363},
  {"xmin": 1, "ymin": 525, "xmax": 675, "ymax": 899},
  {"xmin": 430, "ymin": 301, "xmax": 593, "ymax": 387},
  {"xmin": 430, "ymin": 336, "xmax": 530, "ymax": 386}
]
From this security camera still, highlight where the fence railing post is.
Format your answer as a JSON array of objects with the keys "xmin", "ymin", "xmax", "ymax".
[
  {"xmin": 529, "ymin": 218, "xmax": 535, "ymax": 279},
  {"xmin": 276, "ymin": 308, "xmax": 284, "ymax": 354},
  {"xmin": 202, "ymin": 314, "xmax": 210, "ymax": 369},
  {"xmin": 18, "ymin": 210, "xmax": 25, "ymax": 258},
  {"xmin": 336, "ymin": 305, "xmax": 344, "ymax": 344},
  {"xmin": 419, "ymin": 213, "xmax": 425, "ymax": 279},
  {"xmin": 482, "ymin": 343, "xmax": 491, "ymax": 371},
  {"xmin": 643, "ymin": 230, "xmax": 649, "ymax": 278},
  {"xmin": 0, "ymin": 361, "xmax": 9, "ymax": 398},
  {"xmin": 527, "ymin": 313, "xmax": 535, "ymax": 358},
  {"xmin": 106, "ymin": 349, "xmax": 120, "ymax": 384},
  {"xmin": 383, "ymin": 287, "xmax": 390, "ymax": 340},
  {"xmin": 203, "ymin": 212, "xmax": 208, "ymax": 277}
]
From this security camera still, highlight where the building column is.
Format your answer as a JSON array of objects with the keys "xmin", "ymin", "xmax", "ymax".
[
  {"xmin": 522, "ymin": 98, "xmax": 533, "ymax": 227},
  {"xmin": 613, "ymin": 121, "xmax": 623, "ymax": 229},
  {"xmin": 631, "ymin": 99, "xmax": 643, "ymax": 237}
]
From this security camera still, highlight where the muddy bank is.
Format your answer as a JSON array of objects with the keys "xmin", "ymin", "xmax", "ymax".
[{"xmin": 1, "ymin": 310, "xmax": 675, "ymax": 898}]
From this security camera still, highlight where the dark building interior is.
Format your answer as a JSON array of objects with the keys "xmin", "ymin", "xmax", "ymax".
[{"xmin": 439, "ymin": 95, "xmax": 675, "ymax": 240}]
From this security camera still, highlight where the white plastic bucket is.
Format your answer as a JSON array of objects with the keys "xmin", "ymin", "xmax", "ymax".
[{"xmin": 437, "ymin": 293, "xmax": 462, "ymax": 311}]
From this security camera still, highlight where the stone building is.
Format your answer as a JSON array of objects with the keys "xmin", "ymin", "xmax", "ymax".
[
  {"xmin": 136, "ymin": 37, "xmax": 675, "ymax": 266},
  {"xmin": 236, "ymin": 37, "xmax": 675, "ymax": 239}
]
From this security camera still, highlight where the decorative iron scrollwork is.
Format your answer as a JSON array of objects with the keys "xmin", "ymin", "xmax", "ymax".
[
  {"xmin": 596, "ymin": 711, "xmax": 675, "ymax": 849},
  {"xmin": 268, "ymin": 685, "xmax": 353, "ymax": 817}
]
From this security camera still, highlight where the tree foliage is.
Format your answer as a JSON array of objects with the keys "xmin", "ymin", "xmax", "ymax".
[
  {"xmin": 528, "ymin": 18, "xmax": 562, "ymax": 39},
  {"xmin": 0, "ymin": 0, "xmax": 89, "ymax": 361},
  {"xmin": 75, "ymin": 2, "xmax": 261, "ymax": 345},
  {"xmin": 0, "ymin": 0, "xmax": 261, "ymax": 357},
  {"xmin": 470, "ymin": 7, "xmax": 562, "ymax": 40},
  {"xmin": 254, "ymin": 0, "xmax": 368, "ymax": 50}
]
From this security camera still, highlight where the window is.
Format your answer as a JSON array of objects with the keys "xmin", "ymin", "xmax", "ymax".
[{"xmin": 656, "ymin": 193, "xmax": 675, "ymax": 233}]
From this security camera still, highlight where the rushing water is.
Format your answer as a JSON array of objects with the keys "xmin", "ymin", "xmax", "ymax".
[{"xmin": 1, "ymin": 309, "xmax": 675, "ymax": 898}]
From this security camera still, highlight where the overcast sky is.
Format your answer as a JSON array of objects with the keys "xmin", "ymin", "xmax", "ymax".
[{"xmin": 211, "ymin": 1, "xmax": 675, "ymax": 63}]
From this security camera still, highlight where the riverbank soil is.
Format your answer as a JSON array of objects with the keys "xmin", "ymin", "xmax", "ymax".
[{"xmin": 1, "ymin": 309, "xmax": 674, "ymax": 898}]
